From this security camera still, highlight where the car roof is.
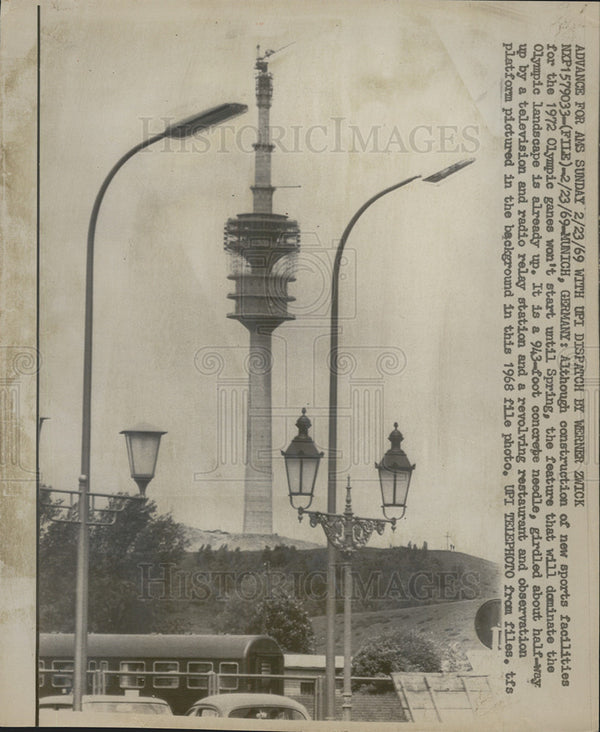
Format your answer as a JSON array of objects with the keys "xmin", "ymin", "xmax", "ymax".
[
  {"xmin": 189, "ymin": 693, "xmax": 309, "ymax": 713},
  {"xmin": 82, "ymin": 695, "xmax": 169, "ymax": 704},
  {"xmin": 40, "ymin": 695, "xmax": 170, "ymax": 705},
  {"xmin": 39, "ymin": 695, "xmax": 73, "ymax": 706}
]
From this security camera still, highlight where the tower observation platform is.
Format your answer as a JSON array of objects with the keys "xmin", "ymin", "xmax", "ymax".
[{"xmin": 224, "ymin": 48, "xmax": 300, "ymax": 534}]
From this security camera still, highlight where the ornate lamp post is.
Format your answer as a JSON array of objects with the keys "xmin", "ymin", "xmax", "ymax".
[{"xmin": 283, "ymin": 412, "xmax": 414, "ymax": 721}]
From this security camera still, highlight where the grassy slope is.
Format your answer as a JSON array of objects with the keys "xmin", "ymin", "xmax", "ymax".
[{"xmin": 310, "ymin": 597, "xmax": 493, "ymax": 656}]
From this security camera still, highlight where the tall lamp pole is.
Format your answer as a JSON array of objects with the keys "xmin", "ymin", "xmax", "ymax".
[
  {"xmin": 323, "ymin": 158, "xmax": 475, "ymax": 719},
  {"xmin": 49, "ymin": 103, "xmax": 247, "ymax": 712}
]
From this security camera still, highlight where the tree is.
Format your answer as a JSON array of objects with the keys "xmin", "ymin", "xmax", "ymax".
[
  {"xmin": 351, "ymin": 629, "xmax": 442, "ymax": 692},
  {"xmin": 249, "ymin": 591, "xmax": 315, "ymax": 653},
  {"xmin": 39, "ymin": 494, "xmax": 189, "ymax": 633},
  {"xmin": 214, "ymin": 594, "xmax": 253, "ymax": 635},
  {"xmin": 217, "ymin": 590, "xmax": 315, "ymax": 653}
]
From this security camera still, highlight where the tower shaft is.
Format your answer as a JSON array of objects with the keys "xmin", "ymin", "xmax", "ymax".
[{"xmin": 244, "ymin": 328, "xmax": 273, "ymax": 534}]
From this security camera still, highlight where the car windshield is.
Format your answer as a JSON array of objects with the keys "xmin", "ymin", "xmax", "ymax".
[
  {"xmin": 83, "ymin": 700, "xmax": 170, "ymax": 714},
  {"xmin": 229, "ymin": 706, "xmax": 307, "ymax": 720}
]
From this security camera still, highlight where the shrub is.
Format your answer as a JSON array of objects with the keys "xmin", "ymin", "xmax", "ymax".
[{"xmin": 351, "ymin": 629, "xmax": 442, "ymax": 693}]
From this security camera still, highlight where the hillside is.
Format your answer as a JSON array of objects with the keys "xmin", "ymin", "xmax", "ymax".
[
  {"xmin": 166, "ymin": 545, "xmax": 500, "ymax": 654},
  {"xmin": 311, "ymin": 597, "xmax": 494, "ymax": 657}
]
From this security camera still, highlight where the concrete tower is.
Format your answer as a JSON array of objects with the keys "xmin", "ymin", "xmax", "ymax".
[{"xmin": 224, "ymin": 48, "xmax": 300, "ymax": 534}]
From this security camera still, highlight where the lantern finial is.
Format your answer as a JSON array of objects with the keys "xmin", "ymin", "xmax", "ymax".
[
  {"xmin": 296, "ymin": 407, "xmax": 311, "ymax": 437},
  {"xmin": 389, "ymin": 423, "xmax": 403, "ymax": 449},
  {"xmin": 344, "ymin": 476, "xmax": 353, "ymax": 515}
]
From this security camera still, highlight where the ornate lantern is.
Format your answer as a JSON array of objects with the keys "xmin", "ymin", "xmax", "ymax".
[
  {"xmin": 281, "ymin": 409, "xmax": 324, "ymax": 510},
  {"xmin": 375, "ymin": 423, "xmax": 415, "ymax": 519}
]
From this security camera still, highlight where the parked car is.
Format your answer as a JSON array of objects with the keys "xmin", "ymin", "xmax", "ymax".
[
  {"xmin": 39, "ymin": 693, "xmax": 173, "ymax": 716},
  {"xmin": 38, "ymin": 695, "xmax": 74, "ymax": 712},
  {"xmin": 185, "ymin": 693, "xmax": 310, "ymax": 720}
]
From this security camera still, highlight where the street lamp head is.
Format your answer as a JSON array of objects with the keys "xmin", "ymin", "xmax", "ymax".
[
  {"xmin": 120, "ymin": 423, "xmax": 167, "ymax": 496},
  {"xmin": 164, "ymin": 103, "xmax": 248, "ymax": 138},
  {"xmin": 423, "ymin": 157, "xmax": 475, "ymax": 183},
  {"xmin": 375, "ymin": 422, "xmax": 415, "ymax": 520},
  {"xmin": 281, "ymin": 408, "xmax": 324, "ymax": 510}
]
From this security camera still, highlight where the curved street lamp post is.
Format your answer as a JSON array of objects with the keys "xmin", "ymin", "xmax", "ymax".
[
  {"xmin": 283, "ymin": 157, "xmax": 474, "ymax": 721},
  {"xmin": 41, "ymin": 103, "xmax": 248, "ymax": 713}
]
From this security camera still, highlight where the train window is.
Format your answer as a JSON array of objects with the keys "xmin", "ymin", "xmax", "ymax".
[
  {"xmin": 153, "ymin": 661, "xmax": 179, "ymax": 688},
  {"xmin": 300, "ymin": 681, "xmax": 314, "ymax": 695},
  {"xmin": 38, "ymin": 660, "xmax": 45, "ymax": 687},
  {"xmin": 119, "ymin": 661, "xmax": 145, "ymax": 689},
  {"xmin": 51, "ymin": 660, "xmax": 73, "ymax": 688},
  {"xmin": 187, "ymin": 662, "xmax": 213, "ymax": 689},
  {"xmin": 218, "ymin": 662, "xmax": 239, "ymax": 690},
  {"xmin": 88, "ymin": 661, "xmax": 96, "ymax": 671}
]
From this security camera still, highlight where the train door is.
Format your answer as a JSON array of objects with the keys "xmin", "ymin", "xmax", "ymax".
[
  {"xmin": 253, "ymin": 654, "xmax": 281, "ymax": 694},
  {"xmin": 90, "ymin": 660, "xmax": 109, "ymax": 694}
]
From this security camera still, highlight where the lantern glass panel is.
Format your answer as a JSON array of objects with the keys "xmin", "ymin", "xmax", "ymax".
[
  {"xmin": 284, "ymin": 456, "xmax": 302, "ymax": 497},
  {"xmin": 380, "ymin": 467, "xmax": 410, "ymax": 508},
  {"xmin": 126, "ymin": 433, "xmax": 162, "ymax": 480},
  {"xmin": 300, "ymin": 457, "xmax": 319, "ymax": 495},
  {"xmin": 285, "ymin": 455, "xmax": 320, "ymax": 509}
]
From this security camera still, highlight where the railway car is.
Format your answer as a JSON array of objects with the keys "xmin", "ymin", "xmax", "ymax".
[{"xmin": 39, "ymin": 633, "xmax": 284, "ymax": 715}]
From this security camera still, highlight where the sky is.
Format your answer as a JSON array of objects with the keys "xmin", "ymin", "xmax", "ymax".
[{"xmin": 34, "ymin": 0, "xmax": 553, "ymax": 563}]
